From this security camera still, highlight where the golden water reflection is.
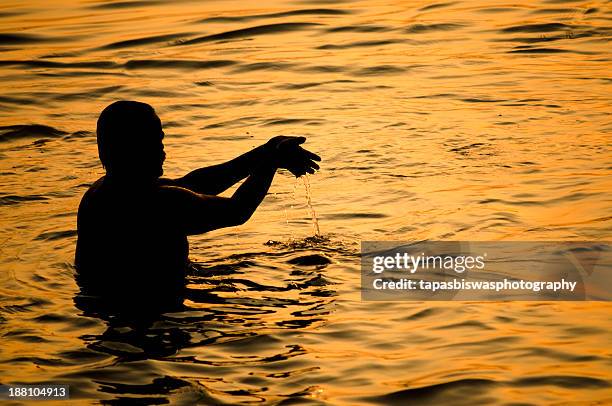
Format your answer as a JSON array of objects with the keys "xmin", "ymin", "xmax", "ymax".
[{"xmin": 0, "ymin": 0, "xmax": 610, "ymax": 404}]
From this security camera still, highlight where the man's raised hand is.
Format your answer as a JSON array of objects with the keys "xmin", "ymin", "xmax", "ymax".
[{"xmin": 266, "ymin": 136, "xmax": 321, "ymax": 177}]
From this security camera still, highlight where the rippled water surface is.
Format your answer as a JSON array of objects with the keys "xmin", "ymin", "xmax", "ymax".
[{"xmin": 1, "ymin": 0, "xmax": 611, "ymax": 404}]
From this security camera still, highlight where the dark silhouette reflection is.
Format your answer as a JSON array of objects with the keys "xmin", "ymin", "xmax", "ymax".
[
  {"xmin": 75, "ymin": 100, "xmax": 320, "ymax": 313},
  {"xmin": 73, "ymin": 291, "xmax": 199, "ymax": 404}
]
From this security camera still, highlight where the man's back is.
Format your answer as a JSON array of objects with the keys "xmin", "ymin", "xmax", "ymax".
[{"xmin": 75, "ymin": 176, "xmax": 188, "ymax": 298}]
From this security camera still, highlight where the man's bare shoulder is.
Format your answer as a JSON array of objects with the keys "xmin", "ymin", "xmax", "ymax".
[
  {"xmin": 78, "ymin": 177, "xmax": 105, "ymax": 207},
  {"xmin": 86, "ymin": 176, "xmax": 105, "ymax": 193}
]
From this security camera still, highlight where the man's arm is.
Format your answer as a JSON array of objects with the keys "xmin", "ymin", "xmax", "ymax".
[
  {"xmin": 164, "ymin": 136, "xmax": 321, "ymax": 195},
  {"xmin": 160, "ymin": 161, "xmax": 277, "ymax": 235},
  {"xmin": 167, "ymin": 144, "xmax": 270, "ymax": 195}
]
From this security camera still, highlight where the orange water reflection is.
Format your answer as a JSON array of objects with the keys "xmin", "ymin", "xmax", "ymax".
[{"xmin": 0, "ymin": 0, "xmax": 610, "ymax": 404}]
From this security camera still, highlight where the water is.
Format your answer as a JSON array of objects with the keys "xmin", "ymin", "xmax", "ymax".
[
  {"xmin": 303, "ymin": 175, "xmax": 321, "ymax": 236},
  {"xmin": 1, "ymin": 0, "xmax": 611, "ymax": 404}
]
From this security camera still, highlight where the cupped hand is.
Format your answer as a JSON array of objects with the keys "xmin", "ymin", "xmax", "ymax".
[{"xmin": 266, "ymin": 135, "xmax": 321, "ymax": 177}]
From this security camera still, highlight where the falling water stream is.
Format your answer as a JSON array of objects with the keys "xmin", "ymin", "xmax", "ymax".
[{"xmin": 303, "ymin": 175, "xmax": 321, "ymax": 237}]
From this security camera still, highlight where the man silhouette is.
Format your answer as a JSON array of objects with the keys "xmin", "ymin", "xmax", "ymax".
[{"xmin": 75, "ymin": 101, "xmax": 320, "ymax": 308}]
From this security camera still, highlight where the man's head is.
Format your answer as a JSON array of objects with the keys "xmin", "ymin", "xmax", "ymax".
[{"xmin": 97, "ymin": 101, "xmax": 165, "ymax": 179}]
